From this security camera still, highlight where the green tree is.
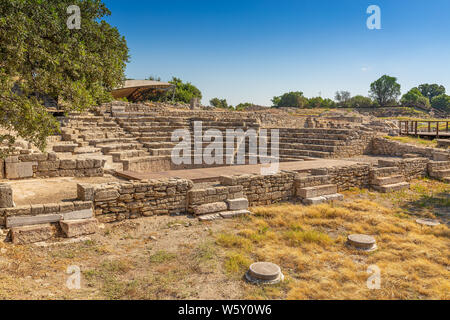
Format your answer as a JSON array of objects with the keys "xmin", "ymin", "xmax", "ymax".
[
  {"xmin": 168, "ymin": 77, "xmax": 202, "ymax": 104},
  {"xmin": 272, "ymin": 91, "xmax": 308, "ymax": 108},
  {"xmin": 210, "ymin": 97, "xmax": 229, "ymax": 109},
  {"xmin": 431, "ymin": 94, "xmax": 450, "ymax": 112},
  {"xmin": 235, "ymin": 102, "xmax": 254, "ymax": 111},
  {"xmin": 369, "ymin": 75, "xmax": 401, "ymax": 107},
  {"xmin": 348, "ymin": 95, "xmax": 375, "ymax": 108},
  {"xmin": 307, "ymin": 97, "xmax": 336, "ymax": 109},
  {"xmin": 0, "ymin": 0, "xmax": 129, "ymax": 152},
  {"xmin": 418, "ymin": 84, "xmax": 446, "ymax": 101},
  {"xmin": 334, "ymin": 91, "xmax": 351, "ymax": 106},
  {"xmin": 400, "ymin": 87, "xmax": 430, "ymax": 109}
]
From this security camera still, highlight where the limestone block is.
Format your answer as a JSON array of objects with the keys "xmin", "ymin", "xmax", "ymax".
[
  {"xmin": 60, "ymin": 218, "xmax": 98, "ymax": 238},
  {"xmin": 6, "ymin": 213, "xmax": 62, "ymax": 228},
  {"xmin": 60, "ymin": 159, "xmax": 77, "ymax": 170},
  {"xmin": 5, "ymin": 161, "xmax": 36, "ymax": 179},
  {"xmin": 220, "ymin": 210, "xmax": 251, "ymax": 219},
  {"xmin": 77, "ymin": 183, "xmax": 94, "ymax": 201},
  {"xmin": 95, "ymin": 189, "xmax": 119, "ymax": 201},
  {"xmin": 193, "ymin": 202, "xmax": 228, "ymax": 216},
  {"xmin": 10, "ymin": 224, "xmax": 58, "ymax": 244},
  {"xmin": 225, "ymin": 198, "xmax": 249, "ymax": 210},
  {"xmin": 0, "ymin": 184, "xmax": 14, "ymax": 208}
]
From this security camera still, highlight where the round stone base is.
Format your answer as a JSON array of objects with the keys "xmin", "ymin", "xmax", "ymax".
[
  {"xmin": 245, "ymin": 262, "xmax": 284, "ymax": 285},
  {"xmin": 347, "ymin": 234, "xmax": 377, "ymax": 252},
  {"xmin": 416, "ymin": 218, "xmax": 440, "ymax": 227}
]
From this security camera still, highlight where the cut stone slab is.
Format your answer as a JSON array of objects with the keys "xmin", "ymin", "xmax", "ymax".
[
  {"xmin": 225, "ymin": 198, "xmax": 249, "ymax": 210},
  {"xmin": 297, "ymin": 184, "xmax": 337, "ymax": 198},
  {"xmin": 347, "ymin": 234, "xmax": 377, "ymax": 252},
  {"xmin": 245, "ymin": 262, "xmax": 284, "ymax": 285},
  {"xmin": 5, "ymin": 161, "xmax": 36, "ymax": 179},
  {"xmin": 416, "ymin": 218, "xmax": 441, "ymax": 227},
  {"xmin": 323, "ymin": 193, "xmax": 344, "ymax": 201},
  {"xmin": 430, "ymin": 169, "xmax": 450, "ymax": 179},
  {"xmin": 198, "ymin": 213, "xmax": 222, "ymax": 222},
  {"xmin": 6, "ymin": 214, "xmax": 62, "ymax": 228},
  {"xmin": 60, "ymin": 218, "xmax": 98, "ymax": 238},
  {"xmin": 371, "ymin": 175, "xmax": 405, "ymax": 186},
  {"xmin": 10, "ymin": 224, "xmax": 58, "ymax": 245},
  {"xmin": 0, "ymin": 184, "xmax": 14, "ymax": 208},
  {"xmin": 303, "ymin": 193, "xmax": 343, "ymax": 205},
  {"xmin": 62, "ymin": 208, "xmax": 93, "ymax": 221},
  {"xmin": 220, "ymin": 210, "xmax": 251, "ymax": 219},
  {"xmin": 372, "ymin": 182, "xmax": 409, "ymax": 193},
  {"xmin": 193, "ymin": 202, "xmax": 228, "ymax": 216}
]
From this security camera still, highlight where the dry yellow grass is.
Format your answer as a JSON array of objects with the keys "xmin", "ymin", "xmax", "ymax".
[{"xmin": 215, "ymin": 179, "xmax": 450, "ymax": 300}]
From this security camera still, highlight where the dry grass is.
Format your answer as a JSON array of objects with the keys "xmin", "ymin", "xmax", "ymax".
[
  {"xmin": 385, "ymin": 136, "xmax": 438, "ymax": 147},
  {"xmin": 215, "ymin": 179, "xmax": 450, "ymax": 300},
  {"xmin": 0, "ymin": 179, "xmax": 448, "ymax": 300}
]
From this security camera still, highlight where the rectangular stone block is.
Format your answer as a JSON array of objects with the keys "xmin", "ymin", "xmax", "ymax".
[
  {"xmin": 225, "ymin": 198, "xmax": 249, "ymax": 210},
  {"xmin": 297, "ymin": 184, "xmax": 338, "ymax": 198},
  {"xmin": 62, "ymin": 208, "xmax": 93, "ymax": 221},
  {"xmin": 11, "ymin": 224, "xmax": 58, "ymax": 244},
  {"xmin": 60, "ymin": 218, "xmax": 98, "ymax": 238},
  {"xmin": 77, "ymin": 183, "xmax": 94, "ymax": 201},
  {"xmin": 220, "ymin": 210, "xmax": 251, "ymax": 219},
  {"xmin": 95, "ymin": 189, "xmax": 119, "ymax": 201},
  {"xmin": 5, "ymin": 161, "xmax": 35, "ymax": 179},
  {"xmin": 0, "ymin": 184, "xmax": 14, "ymax": 208},
  {"xmin": 6, "ymin": 214, "xmax": 62, "ymax": 228},
  {"xmin": 193, "ymin": 202, "xmax": 228, "ymax": 216}
]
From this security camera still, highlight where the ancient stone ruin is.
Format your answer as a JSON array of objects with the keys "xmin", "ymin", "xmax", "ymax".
[{"xmin": 0, "ymin": 101, "xmax": 449, "ymax": 244}]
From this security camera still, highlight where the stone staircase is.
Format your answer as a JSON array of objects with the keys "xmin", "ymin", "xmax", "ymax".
[
  {"xmin": 195, "ymin": 198, "xmax": 251, "ymax": 221},
  {"xmin": 53, "ymin": 113, "xmax": 152, "ymax": 171},
  {"xmin": 428, "ymin": 161, "xmax": 450, "ymax": 183},
  {"xmin": 370, "ymin": 166, "xmax": 410, "ymax": 193},
  {"xmin": 294, "ymin": 173, "xmax": 344, "ymax": 205}
]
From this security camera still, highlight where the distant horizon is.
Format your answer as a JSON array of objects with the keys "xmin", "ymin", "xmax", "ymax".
[{"xmin": 103, "ymin": 0, "xmax": 450, "ymax": 106}]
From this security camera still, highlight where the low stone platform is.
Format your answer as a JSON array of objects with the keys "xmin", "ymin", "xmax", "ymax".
[{"xmin": 117, "ymin": 159, "xmax": 359, "ymax": 183}]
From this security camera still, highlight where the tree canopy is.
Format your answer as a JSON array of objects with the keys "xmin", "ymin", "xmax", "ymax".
[
  {"xmin": 168, "ymin": 77, "xmax": 202, "ymax": 104},
  {"xmin": 418, "ymin": 84, "xmax": 446, "ymax": 101},
  {"xmin": 210, "ymin": 97, "xmax": 230, "ymax": 109},
  {"xmin": 334, "ymin": 91, "xmax": 351, "ymax": 106},
  {"xmin": 0, "ymin": 0, "xmax": 129, "ymax": 152},
  {"xmin": 272, "ymin": 91, "xmax": 308, "ymax": 108},
  {"xmin": 431, "ymin": 94, "xmax": 450, "ymax": 112},
  {"xmin": 401, "ymin": 87, "xmax": 430, "ymax": 109},
  {"xmin": 369, "ymin": 75, "xmax": 401, "ymax": 107}
]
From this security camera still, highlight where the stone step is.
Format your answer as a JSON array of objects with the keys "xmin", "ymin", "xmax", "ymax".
[
  {"xmin": 10, "ymin": 224, "xmax": 58, "ymax": 244},
  {"xmin": 297, "ymin": 184, "xmax": 338, "ymax": 198},
  {"xmin": 193, "ymin": 202, "xmax": 228, "ymax": 216},
  {"xmin": 430, "ymin": 169, "xmax": 450, "ymax": 179},
  {"xmin": 109, "ymin": 150, "xmax": 149, "ymax": 162},
  {"xmin": 60, "ymin": 218, "xmax": 98, "ymax": 238},
  {"xmin": 371, "ymin": 175, "xmax": 405, "ymax": 186},
  {"xmin": 280, "ymin": 149, "xmax": 332, "ymax": 158},
  {"xmin": 74, "ymin": 147, "xmax": 101, "ymax": 154},
  {"xmin": 372, "ymin": 182, "xmax": 410, "ymax": 193},
  {"xmin": 370, "ymin": 167, "xmax": 400, "ymax": 178},
  {"xmin": 302, "ymin": 193, "xmax": 344, "ymax": 205}
]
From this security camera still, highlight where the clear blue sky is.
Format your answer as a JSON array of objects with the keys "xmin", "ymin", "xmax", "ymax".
[{"xmin": 103, "ymin": 0, "xmax": 450, "ymax": 106}]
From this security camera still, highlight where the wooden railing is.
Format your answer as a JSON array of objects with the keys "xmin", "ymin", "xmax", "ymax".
[{"xmin": 399, "ymin": 120, "xmax": 450, "ymax": 138}]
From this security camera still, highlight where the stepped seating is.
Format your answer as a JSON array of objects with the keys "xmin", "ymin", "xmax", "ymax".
[
  {"xmin": 428, "ymin": 161, "xmax": 450, "ymax": 183},
  {"xmin": 294, "ymin": 174, "xmax": 344, "ymax": 205},
  {"xmin": 370, "ymin": 167, "xmax": 410, "ymax": 193}
]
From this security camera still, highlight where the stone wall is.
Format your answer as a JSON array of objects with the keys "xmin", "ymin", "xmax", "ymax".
[
  {"xmin": 370, "ymin": 137, "xmax": 450, "ymax": 159},
  {"xmin": 0, "ymin": 200, "xmax": 92, "ymax": 227},
  {"xmin": 79, "ymin": 179, "xmax": 193, "ymax": 222},
  {"xmin": 3, "ymin": 153, "xmax": 104, "ymax": 179},
  {"xmin": 309, "ymin": 164, "xmax": 371, "ymax": 191},
  {"xmin": 220, "ymin": 172, "xmax": 296, "ymax": 206},
  {"xmin": 187, "ymin": 185, "xmax": 244, "ymax": 213},
  {"xmin": 378, "ymin": 158, "xmax": 429, "ymax": 180}
]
